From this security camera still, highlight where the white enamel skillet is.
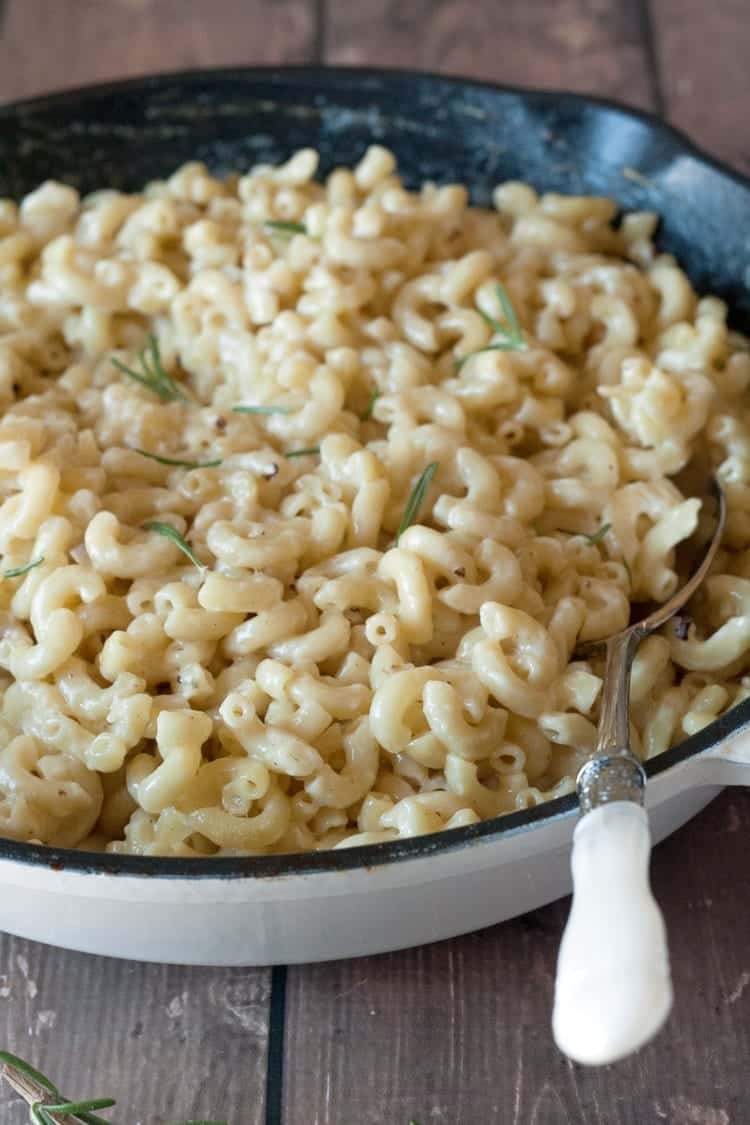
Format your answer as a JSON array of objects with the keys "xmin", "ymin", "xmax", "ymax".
[{"xmin": 0, "ymin": 67, "xmax": 750, "ymax": 968}]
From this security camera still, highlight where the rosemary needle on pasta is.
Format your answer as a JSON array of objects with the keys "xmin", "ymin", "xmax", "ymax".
[
  {"xmin": 263, "ymin": 220, "xmax": 306, "ymax": 236},
  {"xmin": 142, "ymin": 521, "xmax": 206, "ymax": 572},
  {"xmin": 131, "ymin": 448, "xmax": 222, "ymax": 469},
  {"xmin": 112, "ymin": 335, "xmax": 190, "ymax": 403},
  {"xmin": 579, "ymin": 524, "xmax": 612, "ymax": 546},
  {"xmin": 2, "ymin": 557, "xmax": 44, "ymax": 579},
  {"xmin": 360, "ymin": 387, "xmax": 380, "ymax": 421},
  {"xmin": 577, "ymin": 523, "xmax": 632, "ymax": 585},
  {"xmin": 483, "ymin": 280, "xmax": 524, "ymax": 340},
  {"xmin": 232, "ymin": 405, "xmax": 292, "ymax": 416},
  {"xmin": 574, "ymin": 523, "xmax": 633, "ymax": 589},
  {"xmin": 396, "ymin": 462, "xmax": 439, "ymax": 543},
  {"xmin": 454, "ymin": 281, "xmax": 526, "ymax": 370}
]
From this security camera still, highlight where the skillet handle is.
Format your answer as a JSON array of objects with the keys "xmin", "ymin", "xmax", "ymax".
[{"xmin": 552, "ymin": 801, "xmax": 672, "ymax": 1066}]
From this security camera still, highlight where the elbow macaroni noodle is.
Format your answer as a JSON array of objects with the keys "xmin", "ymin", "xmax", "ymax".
[{"xmin": 0, "ymin": 148, "xmax": 748, "ymax": 855}]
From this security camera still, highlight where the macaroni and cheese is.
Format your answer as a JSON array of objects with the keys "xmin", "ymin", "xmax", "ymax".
[{"xmin": 0, "ymin": 147, "xmax": 747, "ymax": 855}]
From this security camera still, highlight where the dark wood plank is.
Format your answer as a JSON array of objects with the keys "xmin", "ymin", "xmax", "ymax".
[
  {"xmin": 0, "ymin": 0, "xmax": 316, "ymax": 103},
  {"xmin": 283, "ymin": 790, "xmax": 750, "ymax": 1124},
  {"xmin": 324, "ymin": 0, "xmax": 656, "ymax": 109},
  {"xmin": 0, "ymin": 937, "xmax": 271, "ymax": 1124},
  {"xmin": 651, "ymin": 0, "xmax": 750, "ymax": 171}
]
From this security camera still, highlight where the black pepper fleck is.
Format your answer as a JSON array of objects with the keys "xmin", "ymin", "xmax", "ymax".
[{"xmin": 674, "ymin": 615, "xmax": 692, "ymax": 641}]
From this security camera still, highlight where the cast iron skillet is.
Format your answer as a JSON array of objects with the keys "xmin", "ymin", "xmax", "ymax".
[{"xmin": 1, "ymin": 65, "xmax": 749, "ymax": 878}]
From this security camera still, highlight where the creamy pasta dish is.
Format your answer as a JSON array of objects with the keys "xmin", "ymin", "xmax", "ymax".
[{"xmin": 0, "ymin": 146, "xmax": 748, "ymax": 856}]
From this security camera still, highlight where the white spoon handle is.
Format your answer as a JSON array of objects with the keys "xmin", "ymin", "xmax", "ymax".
[{"xmin": 552, "ymin": 801, "xmax": 673, "ymax": 1066}]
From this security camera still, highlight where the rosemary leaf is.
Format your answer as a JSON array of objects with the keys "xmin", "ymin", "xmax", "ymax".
[
  {"xmin": 112, "ymin": 335, "xmax": 189, "ymax": 403},
  {"xmin": 0, "ymin": 1053, "xmax": 58, "ymax": 1095},
  {"xmin": 360, "ymin": 387, "xmax": 380, "ymax": 421},
  {"xmin": 2, "ymin": 557, "xmax": 44, "ymax": 579},
  {"xmin": 232, "ymin": 405, "xmax": 291, "ymax": 416},
  {"xmin": 111, "ymin": 356, "xmax": 157, "ymax": 393},
  {"xmin": 44, "ymin": 1098, "xmax": 117, "ymax": 1114},
  {"xmin": 264, "ymin": 220, "xmax": 306, "ymax": 236},
  {"xmin": 454, "ymin": 339, "xmax": 524, "ymax": 372},
  {"xmin": 285, "ymin": 447, "xmax": 320, "ymax": 459},
  {"xmin": 142, "ymin": 521, "xmax": 206, "ymax": 572},
  {"xmin": 396, "ymin": 462, "xmax": 439, "ymax": 543},
  {"xmin": 492, "ymin": 279, "xmax": 523, "ymax": 341},
  {"xmin": 455, "ymin": 281, "xmax": 525, "ymax": 370},
  {"xmin": 579, "ymin": 523, "xmax": 612, "ymax": 546},
  {"xmin": 132, "ymin": 448, "xmax": 222, "ymax": 469},
  {"xmin": 146, "ymin": 335, "xmax": 189, "ymax": 402}
]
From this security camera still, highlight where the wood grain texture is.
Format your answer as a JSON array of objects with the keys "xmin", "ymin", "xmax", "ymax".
[
  {"xmin": 283, "ymin": 790, "xmax": 750, "ymax": 1125},
  {"xmin": 324, "ymin": 0, "xmax": 656, "ymax": 109},
  {"xmin": 650, "ymin": 0, "xmax": 750, "ymax": 172},
  {"xmin": 0, "ymin": 937, "xmax": 271, "ymax": 1124},
  {"xmin": 0, "ymin": 0, "xmax": 315, "ymax": 104}
]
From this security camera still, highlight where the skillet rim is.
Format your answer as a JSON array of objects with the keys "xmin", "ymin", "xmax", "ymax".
[{"xmin": 0, "ymin": 63, "xmax": 749, "ymax": 880}]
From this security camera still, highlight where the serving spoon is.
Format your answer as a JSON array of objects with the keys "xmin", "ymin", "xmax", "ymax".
[{"xmin": 552, "ymin": 479, "xmax": 727, "ymax": 1066}]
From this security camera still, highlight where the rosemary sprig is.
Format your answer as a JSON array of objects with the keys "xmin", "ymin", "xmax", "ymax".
[
  {"xmin": 0, "ymin": 1050, "xmax": 113, "ymax": 1124},
  {"xmin": 285, "ymin": 447, "xmax": 320, "ymax": 459},
  {"xmin": 232, "ymin": 405, "xmax": 291, "ymax": 416},
  {"xmin": 454, "ymin": 281, "xmax": 526, "ymax": 371},
  {"xmin": 579, "ymin": 523, "xmax": 611, "ymax": 546},
  {"xmin": 1, "ymin": 1049, "xmax": 228, "ymax": 1125},
  {"xmin": 142, "ymin": 521, "xmax": 206, "ymax": 572},
  {"xmin": 131, "ymin": 448, "xmax": 222, "ymax": 469},
  {"xmin": 112, "ymin": 336, "xmax": 189, "ymax": 403},
  {"xmin": 360, "ymin": 387, "xmax": 380, "ymax": 421},
  {"xmin": 264, "ymin": 220, "xmax": 306, "ymax": 236},
  {"xmin": 396, "ymin": 462, "xmax": 439, "ymax": 543},
  {"xmin": 2, "ymin": 557, "xmax": 44, "ymax": 579}
]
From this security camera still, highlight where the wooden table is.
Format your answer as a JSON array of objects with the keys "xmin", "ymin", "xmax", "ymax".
[{"xmin": 1, "ymin": 2, "xmax": 749, "ymax": 1122}]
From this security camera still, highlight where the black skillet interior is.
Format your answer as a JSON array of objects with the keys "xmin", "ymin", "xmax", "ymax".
[{"xmin": 1, "ymin": 65, "xmax": 750, "ymax": 877}]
